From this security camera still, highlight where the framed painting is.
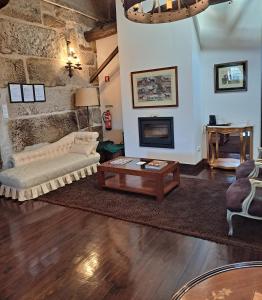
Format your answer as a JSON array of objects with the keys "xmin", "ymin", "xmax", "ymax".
[
  {"xmin": 8, "ymin": 83, "xmax": 23, "ymax": 103},
  {"xmin": 131, "ymin": 66, "xmax": 178, "ymax": 108},
  {"xmin": 34, "ymin": 84, "xmax": 46, "ymax": 102},
  {"xmin": 22, "ymin": 84, "xmax": 35, "ymax": 103},
  {"xmin": 214, "ymin": 61, "xmax": 247, "ymax": 93}
]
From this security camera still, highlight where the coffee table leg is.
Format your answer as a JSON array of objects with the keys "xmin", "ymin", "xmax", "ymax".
[
  {"xmin": 97, "ymin": 171, "xmax": 105, "ymax": 188},
  {"xmin": 156, "ymin": 177, "xmax": 164, "ymax": 202},
  {"xmin": 119, "ymin": 174, "xmax": 126, "ymax": 186},
  {"xmin": 173, "ymin": 165, "xmax": 180, "ymax": 185}
]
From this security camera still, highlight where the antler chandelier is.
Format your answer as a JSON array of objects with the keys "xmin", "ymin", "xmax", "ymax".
[{"xmin": 122, "ymin": 0, "xmax": 209, "ymax": 24}]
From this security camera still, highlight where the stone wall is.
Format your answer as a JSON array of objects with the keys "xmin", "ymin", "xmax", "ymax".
[{"xmin": 0, "ymin": 0, "xmax": 102, "ymax": 168}]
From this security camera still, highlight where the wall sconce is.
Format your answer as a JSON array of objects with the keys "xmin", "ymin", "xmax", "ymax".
[{"xmin": 65, "ymin": 41, "xmax": 82, "ymax": 78}]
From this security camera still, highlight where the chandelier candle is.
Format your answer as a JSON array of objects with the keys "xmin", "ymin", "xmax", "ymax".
[{"xmin": 166, "ymin": 0, "xmax": 173, "ymax": 10}]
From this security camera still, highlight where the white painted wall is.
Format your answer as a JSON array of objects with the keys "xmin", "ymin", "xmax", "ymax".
[
  {"xmin": 201, "ymin": 49, "xmax": 262, "ymax": 157},
  {"xmin": 115, "ymin": 0, "xmax": 261, "ymax": 162},
  {"xmin": 192, "ymin": 26, "xmax": 202, "ymax": 163},
  {"xmin": 116, "ymin": 1, "xmax": 203, "ymax": 164},
  {"xmin": 96, "ymin": 34, "xmax": 123, "ymax": 133}
]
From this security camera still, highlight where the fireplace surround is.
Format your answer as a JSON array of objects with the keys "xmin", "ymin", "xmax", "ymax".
[{"xmin": 138, "ymin": 117, "xmax": 174, "ymax": 148}]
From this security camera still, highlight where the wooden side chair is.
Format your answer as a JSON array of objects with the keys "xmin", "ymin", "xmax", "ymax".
[{"xmin": 226, "ymin": 178, "xmax": 262, "ymax": 236}]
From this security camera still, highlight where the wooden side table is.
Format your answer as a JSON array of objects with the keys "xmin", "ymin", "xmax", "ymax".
[
  {"xmin": 173, "ymin": 261, "xmax": 262, "ymax": 300},
  {"xmin": 206, "ymin": 125, "xmax": 253, "ymax": 170}
]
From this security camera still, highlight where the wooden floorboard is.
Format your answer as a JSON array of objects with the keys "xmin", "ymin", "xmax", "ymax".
[{"xmin": 0, "ymin": 169, "xmax": 262, "ymax": 300}]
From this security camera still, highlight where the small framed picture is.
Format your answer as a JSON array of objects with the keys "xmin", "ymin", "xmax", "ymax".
[
  {"xmin": 214, "ymin": 61, "xmax": 247, "ymax": 93},
  {"xmin": 34, "ymin": 84, "xmax": 46, "ymax": 102},
  {"xmin": 8, "ymin": 83, "xmax": 23, "ymax": 103},
  {"xmin": 22, "ymin": 84, "xmax": 35, "ymax": 102}
]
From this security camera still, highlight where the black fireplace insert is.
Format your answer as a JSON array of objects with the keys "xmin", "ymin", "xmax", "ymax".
[{"xmin": 138, "ymin": 117, "xmax": 174, "ymax": 148}]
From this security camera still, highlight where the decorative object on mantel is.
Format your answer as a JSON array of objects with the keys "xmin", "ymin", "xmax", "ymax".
[
  {"xmin": 122, "ymin": 0, "xmax": 210, "ymax": 24},
  {"xmin": 75, "ymin": 87, "xmax": 100, "ymax": 125},
  {"xmin": 131, "ymin": 67, "xmax": 178, "ymax": 108},
  {"xmin": 214, "ymin": 61, "xmax": 248, "ymax": 93},
  {"xmin": 65, "ymin": 40, "xmax": 82, "ymax": 78}
]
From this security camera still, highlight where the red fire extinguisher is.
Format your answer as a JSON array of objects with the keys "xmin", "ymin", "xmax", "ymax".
[{"xmin": 102, "ymin": 110, "xmax": 112, "ymax": 131}]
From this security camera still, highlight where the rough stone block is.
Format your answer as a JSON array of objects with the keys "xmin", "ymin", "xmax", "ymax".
[
  {"xmin": 76, "ymin": 107, "xmax": 88, "ymax": 130},
  {"xmin": 79, "ymin": 50, "xmax": 95, "ymax": 66},
  {"xmin": 9, "ymin": 112, "xmax": 78, "ymax": 152},
  {"xmin": 89, "ymin": 107, "xmax": 102, "ymax": 126},
  {"xmin": 63, "ymin": 65, "xmax": 92, "ymax": 87},
  {"xmin": 27, "ymin": 58, "xmax": 66, "ymax": 87},
  {"xmin": 7, "ymin": 87, "xmax": 74, "ymax": 118},
  {"xmin": 75, "ymin": 24, "xmax": 93, "ymax": 50},
  {"xmin": 53, "ymin": 6, "xmax": 95, "ymax": 28},
  {"xmin": 0, "ymin": 57, "xmax": 26, "ymax": 88},
  {"xmin": 0, "ymin": 18, "xmax": 66, "ymax": 58},
  {"xmin": 0, "ymin": 0, "xmax": 41, "ymax": 23},
  {"xmin": 41, "ymin": 1, "xmax": 55, "ymax": 16},
  {"xmin": 43, "ymin": 14, "xmax": 66, "ymax": 29},
  {"xmin": 87, "ymin": 126, "xmax": 103, "ymax": 142}
]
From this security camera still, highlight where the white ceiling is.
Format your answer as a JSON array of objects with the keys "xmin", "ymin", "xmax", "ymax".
[{"xmin": 197, "ymin": 0, "xmax": 262, "ymax": 49}]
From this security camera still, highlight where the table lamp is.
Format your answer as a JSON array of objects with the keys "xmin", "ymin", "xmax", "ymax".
[{"xmin": 75, "ymin": 87, "xmax": 99, "ymax": 126}]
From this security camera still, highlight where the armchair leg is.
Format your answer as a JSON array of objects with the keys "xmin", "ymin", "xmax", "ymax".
[{"xmin": 227, "ymin": 210, "xmax": 234, "ymax": 236}]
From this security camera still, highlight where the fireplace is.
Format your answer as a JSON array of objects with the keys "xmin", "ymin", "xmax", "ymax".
[{"xmin": 138, "ymin": 117, "xmax": 174, "ymax": 148}]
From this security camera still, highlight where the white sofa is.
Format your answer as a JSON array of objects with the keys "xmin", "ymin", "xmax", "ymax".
[{"xmin": 0, "ymin": 132, "xmax": 100, "ymax": 201}]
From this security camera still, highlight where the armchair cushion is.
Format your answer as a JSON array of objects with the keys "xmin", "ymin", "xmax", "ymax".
[
  {"xmin": 226, "ymin": 178, "xmax": 251, "ymax": 212},
  {"xmin": 236, "ymin": 160, "xmax": 255, "ymax": 179}
]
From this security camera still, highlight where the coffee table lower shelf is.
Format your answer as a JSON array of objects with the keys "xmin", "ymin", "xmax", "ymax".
[{"xmin": 98, "ymin": 174, "xmax": 179, "ymax": 201}]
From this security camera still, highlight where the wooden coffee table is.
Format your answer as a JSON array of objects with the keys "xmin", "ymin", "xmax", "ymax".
[{"xmin": 97, "ymin": 157, "xmax": 180, "ymax": 201}]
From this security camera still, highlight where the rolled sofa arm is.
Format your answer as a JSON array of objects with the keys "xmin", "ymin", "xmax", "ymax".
[{"xmin": 74, "ymin": 131, "xmax": 99, "ymax": 143}]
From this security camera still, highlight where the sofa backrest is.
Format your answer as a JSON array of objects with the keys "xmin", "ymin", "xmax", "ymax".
[{"xmin": 10, "ymin": 131, "xmax": 99, "ymax": 167}]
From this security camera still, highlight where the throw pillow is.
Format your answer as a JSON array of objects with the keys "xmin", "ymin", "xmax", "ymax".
[{"xmin": 70, "ymin": 142, "xmax": 98, "ymax": 155}]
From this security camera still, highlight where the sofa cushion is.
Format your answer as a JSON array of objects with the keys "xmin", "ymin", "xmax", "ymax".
[
  {"xmin": 0, "ymin": 153, "xmax": 100, "ymax": 189},
  {"xmin": 236, "ymin": 160, "xmax": 255, "ymax": 179},
  {"xmin": 226, "ymin": 178, "xmax": 251, "ymax": 212},
  {"xmin": 69, "ymin": 142, "xmax": 98, "ymax": 155}
]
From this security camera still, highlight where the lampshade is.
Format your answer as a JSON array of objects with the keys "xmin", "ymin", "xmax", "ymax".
[{"xmin": 75, "ymin": 88, "xmax": 99, "ymax": 107}]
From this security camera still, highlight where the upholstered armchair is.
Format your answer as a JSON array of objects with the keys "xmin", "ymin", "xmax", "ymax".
[
  {"xmin": 226, "ymin": 178, "xmax": 262, "ymax": 236},
  {"xmin": 235, "ymin": 148, "xmax": 262, "ymax": 179}
]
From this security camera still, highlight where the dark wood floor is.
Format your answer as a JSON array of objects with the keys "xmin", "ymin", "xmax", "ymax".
[{"xmin": 0, "ymin": 169, "xmax": 262, "ymax": 300}]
